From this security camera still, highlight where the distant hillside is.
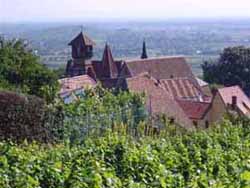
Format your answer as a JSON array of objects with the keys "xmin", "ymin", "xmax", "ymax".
[{"xmin": 1, "ymin": 20, "xmax": 250, "ymax": 74}]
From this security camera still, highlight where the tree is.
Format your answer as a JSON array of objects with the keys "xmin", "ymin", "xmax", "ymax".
[
  {"xmin": 0, "ymin": 37, "xmax": 59, "ymax": 102},
  {"xmin": 202, "ymin": 46, "xmax": 250, "ymax": 95}
]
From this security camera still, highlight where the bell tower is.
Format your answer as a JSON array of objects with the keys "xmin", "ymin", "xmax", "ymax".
[
  {"xmin": 68, "ymin": 32, "xmax": 95, "ymax": 59},
  {"xmin": 66, "ymin": 32, "xmax": 95, "ymax": 77}
]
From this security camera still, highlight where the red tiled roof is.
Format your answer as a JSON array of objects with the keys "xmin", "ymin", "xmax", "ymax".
[
  {"xmin": 91, "ymin": 60, "xmax": 123, "ymax": 81},
  {"xmin": 122, "ymin": 56, "xmax": 199, "ymax": 87},
  {"xmin": 160, "ymin": 78, "xmax": 203, "ymax": 101},
  {"xmin": 125, "ymin": 73, "xmax": 194, "ymax": 129},
  {"xmin": 177, "ymin": 100, "xmax": 211, "ymax": 120},
  {"xmin": 68, "ymin": 32, "xmax": 96, "ymax": 46},
  {"xmin": 59, "ymin": 75, "xmax": 96, "ymax": 94},
  {"xmin": 218, "ymin": 86, "xmax": 250, "ymax": 115}
]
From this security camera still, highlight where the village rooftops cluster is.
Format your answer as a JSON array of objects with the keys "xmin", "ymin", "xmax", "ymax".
[{"xmin": 59, "ymin": 32, "xmax": 250, "ymax": 129}]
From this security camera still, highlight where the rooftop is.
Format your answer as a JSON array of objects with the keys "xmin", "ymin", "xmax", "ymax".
[
  {"xmin": 59, "ymin": 75, "xmax": 96, "ymax": 95},
  {"xmin": 68, "ymin": 32, "xmax": 96, "ymax": 46},
  {"xmin": 177, "ymin": 100, "xmax": 211, "ymax": 120},
  {"xmin": 125, "ymin": 72, "xmax": 194, "ymax": 129},
  {"xmin": 123, "ymin": 56, "xmax": 199, "ymax": 87},
  {"xmin": 218, "ymin": 85, "xmax": 250, "ymax": 115},
  {"xmin": 160, "ymin": 77, "xmax": 203, "ymax": 101}
]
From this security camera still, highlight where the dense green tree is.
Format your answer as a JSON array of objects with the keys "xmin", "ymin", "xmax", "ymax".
[
  {"xmin": 0, "ymin": 37, "xmax": 59, "ymax": 102},
  {"xmin": 202, "ymin": 46, "xmax": 250, "ymax": 95}
]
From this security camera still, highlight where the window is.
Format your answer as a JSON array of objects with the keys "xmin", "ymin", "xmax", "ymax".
[{"xmin": 205, "ymin": 121, "xmax": 209, "ymax": 129}]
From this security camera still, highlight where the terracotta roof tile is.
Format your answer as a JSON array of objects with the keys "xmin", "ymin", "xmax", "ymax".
[
  {"xmin": 59, "ymin": 75, "xmax": 96, "ymax": 95},
  {"xmin": 160, "ymin": 78, "xmax": 203, "ymax": 101},
  {"xmin": 91, "ymin": 60, "xmax": 123, "ymax": 81},
  {"xmin": 123, "ymin": 56, "xmax": 199, "ymax": 87},
  {"xmin": 177, "ymin": 100, "xmax": 211, "ymax": 120},
  {"xmin": 218, "ymin": 86, "xmax": 250, "ymax": 115},
  {"xmin": 125, "ymin": 73, "xmax": 194, "ymax": 129}
]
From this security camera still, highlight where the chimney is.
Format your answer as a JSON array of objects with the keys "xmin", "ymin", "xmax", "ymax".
[{"xmin": 232, "ymin": 96, "xmax": 237, "ymax": 110}]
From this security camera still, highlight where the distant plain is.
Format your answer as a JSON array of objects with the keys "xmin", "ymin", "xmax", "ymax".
[{"xmin": 1, "ymin": 19, "xmax": 249, "ymax": 75}]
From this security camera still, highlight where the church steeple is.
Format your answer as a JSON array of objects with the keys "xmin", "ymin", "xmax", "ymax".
[
  {"xmin": 141, "ymin": 40, "xmax": 148, "ymax": 59},
  {"xmin": 102, "ymin": 43, "xmax": 118, "ymax": 78}
]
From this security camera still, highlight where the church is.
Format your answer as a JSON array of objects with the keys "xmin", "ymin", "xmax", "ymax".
[
  {"xmin": 65, "ymin": 31, "xmax": 200, "ymax": 89},
  {"xmin": 61, "ymin": 31, "xmax": 250, "ymax": 130},
  {"xmin": 66, "ymin": 32, "xmax": 123, "ymax": 88}
]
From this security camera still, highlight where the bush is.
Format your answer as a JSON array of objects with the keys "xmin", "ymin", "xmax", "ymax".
[{"xmin": 0, "ymin": 91, "xmax": 63, "ymax": 142}]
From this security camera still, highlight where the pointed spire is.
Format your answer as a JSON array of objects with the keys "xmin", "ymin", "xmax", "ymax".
[
  {"xmin": 141, "ymin": 40, "xmax": 148, "ymax": 59},
  {"xmin": 102, "ymin": 43, "xmax": 117, "ymax": 78},
  {"xmin": 102, "ymin": 43, "xmax": 114, "ymax": 64}
]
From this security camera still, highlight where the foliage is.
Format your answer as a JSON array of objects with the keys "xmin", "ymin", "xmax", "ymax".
[
  {"xmin": 1, "ymin": 120, "xmax": 250, "ymax": 187},
  {"xmin": 0, "ymin": 37, "xmax": 59, "ymax": 102},
  {"xmin": 0, "ymin": 91, "xmax": 64, "ymax": 143},
  {"xmin": 63, "ymin": 86, "xmax": 147, "ymax": 143},
  {"xmin": 202, "ymin": 46, "xmax": 250, "ymax": 94}
]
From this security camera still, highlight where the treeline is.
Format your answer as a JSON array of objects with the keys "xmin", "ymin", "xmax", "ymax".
[{"xmin": 202, "ymin": 46, "xmax": 250, "ymax": 95}]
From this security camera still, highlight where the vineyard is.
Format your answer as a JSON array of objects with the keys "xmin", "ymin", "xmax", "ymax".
[
  {"xmin": 1, "ymin": 119, "xmax": 250, "ymax": 188},
  {"xmin": 2, "ymin": 86, "xmax": 250, "ymax": 187}
]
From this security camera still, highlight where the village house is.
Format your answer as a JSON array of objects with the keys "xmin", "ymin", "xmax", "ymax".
[
  {"xmin": 210, "ymin": 86, "xmax": 250, "ymax": 123},
  {"xmin": 120, "ymin": 72, "xmax": 194, "ymax": 129},
  {"xmin": 59, "ymin": 75, "xmax": 96, "ymax": 103},
  {"xmin": 59, "ymin": 31, "xmax": 250, "ymax": 129}
]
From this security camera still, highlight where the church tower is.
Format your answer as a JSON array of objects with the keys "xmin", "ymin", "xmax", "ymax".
[
  {"xmin": 141, "ymin": 40, "xmax": 148, "ymax": 59},
  {"xmin": 68, "ymin": 31, "xmax": 95, "ymax": 59},
  {"xmin": 102, "ymin": 43, "xmax": 118, "ymax": 78},
  {"xmin": 66, "ymin": 32, "xmax": 95, "ymax": 76}
]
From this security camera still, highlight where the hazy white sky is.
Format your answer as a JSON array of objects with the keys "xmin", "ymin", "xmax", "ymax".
[{"xmin": 1, "ymin": 0, "xmax": 250, "ymax": 22}]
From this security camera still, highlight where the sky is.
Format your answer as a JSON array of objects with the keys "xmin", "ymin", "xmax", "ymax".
[{"xmin": 1, "ymin": 0, "xmax": 250, "ymax": 22}]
